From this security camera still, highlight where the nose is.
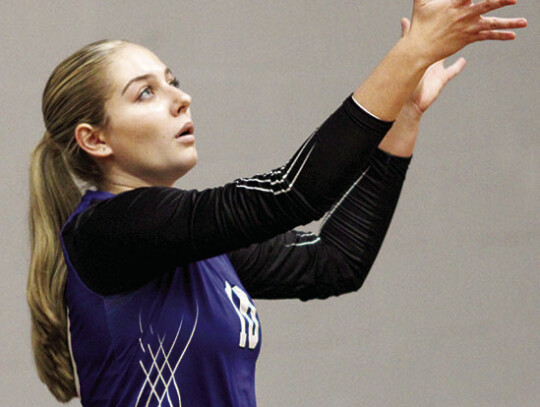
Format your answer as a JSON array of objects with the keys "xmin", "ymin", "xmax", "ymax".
[{"xmin": 171, "ymin": 87, "xmax": 192, "ymax": 117}]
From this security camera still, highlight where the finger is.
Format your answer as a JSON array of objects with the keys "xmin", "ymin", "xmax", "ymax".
[
  {"xmin": 470, "ymin": 0, "xmax": 517, "ymax": 15},
  {"xmin": 479, "ymin": 16, "xmax": 528, "ymax": 31},
  {"xmin": 475, "ymin": 30, "xmax": 517, "ymax": 41},
  {"xmin": 401, "ymin": 18, "xmax": 411, "ymax": 37},
  {"xmin": 444, "ymin": 57, "xmax": 467, "ymax": 82}
]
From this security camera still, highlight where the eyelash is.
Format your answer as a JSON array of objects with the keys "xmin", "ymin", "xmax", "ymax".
[{"xmin": 136, "ymin": 77, "xmax": 181, "ymax": 101}]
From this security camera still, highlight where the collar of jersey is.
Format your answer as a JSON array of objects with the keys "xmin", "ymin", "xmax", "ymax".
[{"xmin": 82, "ymin": 189, "xmax": 116, "ymax": 205}]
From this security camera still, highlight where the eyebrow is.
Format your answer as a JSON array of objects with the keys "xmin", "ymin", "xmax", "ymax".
[{"xmin": 121, "ymin": 67, "xmax": 173, "ymax": 95}]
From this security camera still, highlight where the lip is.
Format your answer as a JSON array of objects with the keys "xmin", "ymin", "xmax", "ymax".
[{"xmin": 175, "ymin": 121, "xmax": 195, "ymax": 139}]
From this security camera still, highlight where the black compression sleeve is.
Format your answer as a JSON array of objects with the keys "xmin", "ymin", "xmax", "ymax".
[
  {"xmin": 228, "ymin": 149, "xmax": 411, "ymax": 300},
  {"xmin": 62, "ymin": 96, "xmax": 393, "ymax": 295}
]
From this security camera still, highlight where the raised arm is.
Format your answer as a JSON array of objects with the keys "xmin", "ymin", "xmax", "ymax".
[
  {"xmin": 229, "ymin": 50, "xmax": 466, "ymax": 299},
  {"xmin": 231, "ymin": 13, "xmax": 500, "ymax": 300}
]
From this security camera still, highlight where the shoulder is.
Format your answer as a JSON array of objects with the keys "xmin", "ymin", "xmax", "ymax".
[{"xmin": 61, "ymin": 186, "xmax": 190, "ymax": 242}]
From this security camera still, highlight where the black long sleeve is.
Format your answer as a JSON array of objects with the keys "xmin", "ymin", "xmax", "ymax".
[
  {"xmin": 62, "ymin": 96, "xmax": 393, "ymax": 295},
  {"xmin": 227, "ymin": 148, "xmax": 411, "ymax": 301}
]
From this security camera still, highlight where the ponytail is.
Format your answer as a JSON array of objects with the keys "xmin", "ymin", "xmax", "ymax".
[
  {"xmin": 27, "ymin": 131, "xmax": 81, "ymax": 401},
  {"xmin": 29, "ymin": 39, "xmax": 126, "ymax": 401}
]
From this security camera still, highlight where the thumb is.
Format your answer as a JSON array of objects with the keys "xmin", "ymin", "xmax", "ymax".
[{"xmin": 444, "ymin": 57, "xmax": 467, "ymax": 83}]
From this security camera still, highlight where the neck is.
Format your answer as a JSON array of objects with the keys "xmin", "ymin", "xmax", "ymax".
[{"xmin": 100, "ymin": 171, "xmax": 176, "ymax": 194}]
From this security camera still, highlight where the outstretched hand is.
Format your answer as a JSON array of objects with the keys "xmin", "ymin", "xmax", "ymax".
[
  {"xmin": 353, "ymin": 0, "xmax": 526, "ymax": 123},
  {"xmin": 401, "ymin": 18, "xmax": 467, "ymax": 115},
  {"xmin": 409, "ymin": 0, "xmax": 527, "ymax": 64}
]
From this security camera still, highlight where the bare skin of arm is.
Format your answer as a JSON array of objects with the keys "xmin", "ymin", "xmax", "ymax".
[{"xmin": 378, "ymin": 18, "xmax": 468, "ymax": 157}]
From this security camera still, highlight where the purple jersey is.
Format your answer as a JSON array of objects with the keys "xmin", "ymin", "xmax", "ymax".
[{"xmin": 63, "ymin": 191, "xmax": 261, "ymax": 407}]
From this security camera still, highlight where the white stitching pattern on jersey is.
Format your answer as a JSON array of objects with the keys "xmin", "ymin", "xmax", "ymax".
[
  {"xmin": 284, "ymin": 231, "xmax": 321, "ymax": 247},
  {"xmin": 135, "ymin": 303, "xmax": 199, "ymax": 407},
  {"xmin": 320, "ymin": 165, "xmax": 371, "ymax": 227},
  {"xmin": 66, "ymin": 307, "xmax": 82, "ymax": 398},
  {"xmin": 234, "ymin": 132, "xmax": 316, "ymax": 195}
]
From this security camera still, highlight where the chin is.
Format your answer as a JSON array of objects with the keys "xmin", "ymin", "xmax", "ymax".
[
  {"xmin": 173, "ymin": 156, "xmax": 198, "ymax": 180},
  {"xmin": 184, "ymin": 152, "xmax": 198, "ymax": 171}
]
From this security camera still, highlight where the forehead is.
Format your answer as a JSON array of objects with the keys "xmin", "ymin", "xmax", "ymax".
[{"xmin": 107, "ymin": 44, "xmax": 168, "ymax": 89}]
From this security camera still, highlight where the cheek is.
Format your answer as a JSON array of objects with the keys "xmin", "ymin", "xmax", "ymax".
[
  {"xmin": 128, "ymin": 109, "xmax": 171, "ymax": 144},
  {"xmin": 111, "ymin": 117, "xmax": 162, "ymax": 147},
  {"xmin": 106, "ymin": 102, "xmax": 172, "ymax": 159}
]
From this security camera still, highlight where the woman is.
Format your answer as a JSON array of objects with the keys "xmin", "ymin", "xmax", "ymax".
[{"xmin": 28, "ymin": 1, "xmax": 526, "ymax": 406}]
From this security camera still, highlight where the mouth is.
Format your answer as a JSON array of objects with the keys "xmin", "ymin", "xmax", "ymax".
[{"xmin": 175, "ymin": 122, "xmax": 195, "ymax": 139}]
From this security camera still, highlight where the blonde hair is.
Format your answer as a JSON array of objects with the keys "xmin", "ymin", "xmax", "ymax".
[{"xmin": 28, "ymin": 39, "xmax": 126, "ymax": 401}]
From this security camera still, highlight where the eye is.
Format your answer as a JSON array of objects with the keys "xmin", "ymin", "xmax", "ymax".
[
  {"xmin": 137, "ymin": 86, "xmax": 153, "ymax": 101},
  {"xmin": 169, "ymin": 77, "xmax": 180, "ymax": 88}
]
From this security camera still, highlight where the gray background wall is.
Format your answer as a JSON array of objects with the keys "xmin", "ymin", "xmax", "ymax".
[{"xmin": 1, "ymin": 1, "xmax": 538, "ymax": 406}]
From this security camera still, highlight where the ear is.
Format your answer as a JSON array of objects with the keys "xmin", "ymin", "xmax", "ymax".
[{"xmin": 75, "ymin": 123, "xmax": 112, "ymax": 158}]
